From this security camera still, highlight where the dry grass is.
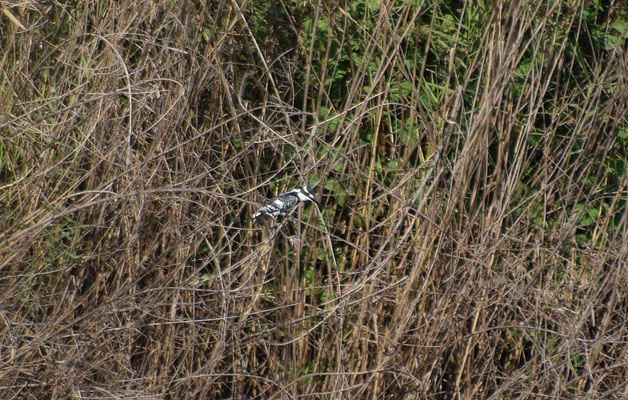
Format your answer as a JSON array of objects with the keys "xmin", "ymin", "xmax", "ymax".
[{"xmin": 1, "ymin": 1, "xmax": 626, "ymax": 399}]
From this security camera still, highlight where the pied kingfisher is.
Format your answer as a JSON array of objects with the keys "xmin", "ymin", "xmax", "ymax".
[{"xmin": 246, "ymin": 184, "xmax": 321, "ymax": 221}]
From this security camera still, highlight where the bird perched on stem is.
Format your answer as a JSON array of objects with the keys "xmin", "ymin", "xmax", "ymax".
[{"xmin": 246, "ymin": 184, "xmax": 321, "ymax": 222}]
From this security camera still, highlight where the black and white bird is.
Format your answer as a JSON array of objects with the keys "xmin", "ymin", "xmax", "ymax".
[{"xmin": 246, "ymin": 184, "xmax": 322, "ymax": 222}]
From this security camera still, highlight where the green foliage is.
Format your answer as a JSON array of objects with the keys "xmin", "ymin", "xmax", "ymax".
[
  {"xmin": 583, "ymin": 6, "xmax": 628, "ymax": 51},
  {"xmin": 324, "ymin": 179, "xmax": 346, "ymax": 207}
]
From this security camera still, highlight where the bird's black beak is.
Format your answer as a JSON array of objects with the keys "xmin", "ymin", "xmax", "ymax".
[{"xmin": 311, "ymin": 197, "xmax": 322, "ymax": 210}]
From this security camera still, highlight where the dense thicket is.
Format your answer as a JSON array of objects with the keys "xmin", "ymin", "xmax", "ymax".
[{"xmin": 1, "ymin": 1, "xmax": 626, "ymax": 398}]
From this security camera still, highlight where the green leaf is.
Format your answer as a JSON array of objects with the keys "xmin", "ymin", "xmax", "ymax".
[
  {"xmin": 578, "ymin": 206, "xmax": 598, "ymax": 227},
  {"xmin": 304, "ymin": 268, "xmax": 314, "ymax": 283},
  {"xmin": 314, "ymin": 247, "xmax": 325, "ymax": 261},
  {"xmin": 324, "ymin": 180, "xmax": 346, "ymax": 206},
  {"xmin": 324, "ymin": 180, "xmax": 337, "ymax": 191},
  {"xmin": 202, "ymin": 26, "xmax": 211, "ymax": 42},
  {"xmin": 304, "ymin": 18, "xmax": 313, "ymax": 35},
  {"xmin": 367, "ymin": 0, "xmax": 380, "ymax": 11}
]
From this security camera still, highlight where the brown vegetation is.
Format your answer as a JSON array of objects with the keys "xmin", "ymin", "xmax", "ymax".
[{"xmin": 0, "ymin": 1, "xmax": 626, "ymax": 399}]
